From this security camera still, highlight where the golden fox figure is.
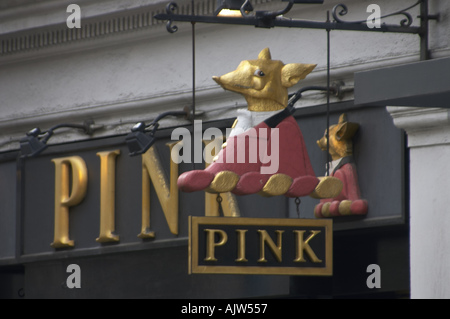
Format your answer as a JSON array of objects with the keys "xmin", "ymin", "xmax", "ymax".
[{"xmin": 178, "ymin": 48, "xmax": 342, "ymax": 199}]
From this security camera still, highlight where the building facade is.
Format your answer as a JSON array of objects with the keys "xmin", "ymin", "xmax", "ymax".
[{"xmin": 0, "ymin": 0, "xmax": 449, "ymax": 299}]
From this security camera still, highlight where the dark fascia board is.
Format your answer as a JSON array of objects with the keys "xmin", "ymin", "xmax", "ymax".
[{"xmin": 354, "ymin": 57, "xmax": 450, "ymax": 108}]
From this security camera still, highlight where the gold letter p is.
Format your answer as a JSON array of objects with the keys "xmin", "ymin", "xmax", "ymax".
[{"xmin": 51, "ymin": 156, "xmax": 88, "ymax": 248}]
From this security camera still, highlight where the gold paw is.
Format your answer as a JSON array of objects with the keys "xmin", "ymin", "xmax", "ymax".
[
  {"xmin": 206, "ymin": 171, "xmax": 240, "ymax": 193},
  {"xmin": 310, "ymin": 176, "xmax": 343, "ymax": 199},
  {"xmin": 259, "ymin": 174, "xmax": 293, "ymax": 197}
]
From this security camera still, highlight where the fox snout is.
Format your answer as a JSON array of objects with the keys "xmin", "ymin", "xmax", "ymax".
[
  {"xmin": 317, "ymin": 135, "xmax": 328, "ymax": 151},
  {"xmin": 212, "ymin": 76, "xmax": 220, "ymax": 85},
  {"xmin": 212, "ymin": 60, "xmax": 265, "ymax": 92},
  {"xmin": 317, "ymin": 127, "xmax": 338, "ymax": 154},
  {"xmin": 212, "ymin": 74, "xmax": 254, "ymax": 91}
]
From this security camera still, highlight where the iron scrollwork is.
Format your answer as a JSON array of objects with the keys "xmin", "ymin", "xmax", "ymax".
[{"xmin": 165, "ymin": 2, "xmax": 179, "ymax": 33}]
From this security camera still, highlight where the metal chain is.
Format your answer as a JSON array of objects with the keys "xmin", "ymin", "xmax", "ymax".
[
  {"xmin": 216, "ymin": 193, "xmax": 223, "ymax": 216},
  {"xmin": 295, "ymin": 197, "xmax": 301, "ymax": 218}
]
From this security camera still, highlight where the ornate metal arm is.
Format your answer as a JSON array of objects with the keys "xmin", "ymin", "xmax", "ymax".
[{"xmin": 155, "ymin": 0, "xmax": 435, "ymax": 33}]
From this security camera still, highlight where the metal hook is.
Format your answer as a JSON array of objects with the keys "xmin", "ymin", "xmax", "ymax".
[{"xmin": 216, "ymin": 193, "xmax": 223, "ymax": 216}]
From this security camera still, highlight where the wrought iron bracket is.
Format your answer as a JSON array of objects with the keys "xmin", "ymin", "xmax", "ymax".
[{"xmin": 155, "ymin": 0, "xmax": 438, "ymax": 59}]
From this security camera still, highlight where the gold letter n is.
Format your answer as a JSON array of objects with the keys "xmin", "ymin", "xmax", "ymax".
[{"xmin": 139, "ymin": 143, "xmax": 179, "ymax": 238}]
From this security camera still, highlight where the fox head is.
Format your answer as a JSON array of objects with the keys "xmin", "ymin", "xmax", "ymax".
[
  {"xmin": 317, "ymin": 113, "xmax": 360, "ymax": 161},
  {"xmin": 212, "ymin": 48, "xmax": 316, "ymax": 112}
]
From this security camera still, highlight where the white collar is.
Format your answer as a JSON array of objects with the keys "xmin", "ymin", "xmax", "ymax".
[
  {"xmin": 326, "ymin": 158, "xmax": 344, "ymax": 176},
  {"xmin": 228, "ymin": 109, "xmax": 279, "ymax": 137}
]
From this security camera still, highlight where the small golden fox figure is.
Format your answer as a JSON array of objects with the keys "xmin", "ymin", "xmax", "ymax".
[{"xmin": 315, "ymin": 113, "xmax": 368, "ymax": 217}]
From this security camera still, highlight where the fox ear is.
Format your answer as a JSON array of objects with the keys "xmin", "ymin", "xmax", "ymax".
[
  {"xmin": 281, "ymin": 63, "xmax": 316, "ymax": 88},
  {"xmin": 338, "ymin": 113, "xmax": 348, "ymax": 124},
  {"xmin": 336, "ymin": 121, "xmax": 359, "ymax": 141},
  {"xmin": 258, "ymin": 48, "xmax": 272, "ymax": 60}
]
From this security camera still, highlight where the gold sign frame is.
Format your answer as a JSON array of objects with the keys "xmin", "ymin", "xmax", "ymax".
[{"xmin": 189, "ymin": 216, "xmax": 332, "ymax": 276}]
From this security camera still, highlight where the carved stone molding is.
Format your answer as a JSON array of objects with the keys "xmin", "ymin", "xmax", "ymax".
[
  {"xmin": 0, "ymin": 0, "xmax": 276, "ymax": 58},
  {"xmin": 387, "ymin": 106, "xmax": 450, "ymax": 148},
  {"xmin": 1, "ymin": 3, "xmax": 179, "ymax": 57}
]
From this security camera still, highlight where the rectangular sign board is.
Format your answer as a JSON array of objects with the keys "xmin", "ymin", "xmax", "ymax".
[{"xmin": 189, "ymin": 216, "xmax": 332, "ymax": 276}]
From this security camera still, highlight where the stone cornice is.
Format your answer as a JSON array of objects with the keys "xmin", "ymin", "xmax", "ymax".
[
  {"xmin": 387, "ymin": 106, "xmax": 450, "ymax": 131},
  {"xmin": 0, "ymin": 0, "xmax": 180, "ymax": 57},
  {"xmin": 387, "ymin": 106, "xmax": 450, "ymax": 148},
  {"xmin": 0, "ymin": 0, "xmax": 280, "ymax": 60}
]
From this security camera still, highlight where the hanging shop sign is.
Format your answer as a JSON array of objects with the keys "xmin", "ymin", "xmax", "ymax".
[
  {"xmin": 189, "ymin": 216, "xmax": 332, "ymax": 276},
  {"xmin": 0, "ymin": 102, "xmax": 406, "ymax": 267}
]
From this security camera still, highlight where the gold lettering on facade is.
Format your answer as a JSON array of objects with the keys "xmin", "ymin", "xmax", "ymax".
[
  {"xmin": 293, "ymin": 230, "xmax": 322, "ymax": 263},
  {"xmin": 235, "ymin": 229, "xmax": 248, "ymax": 262},
  {"xmin": 258, "ymin": 230, "xmax": 284, "ymax": 263},
  {"xmin": 96, "ymin": 150, "xmax": 120, "ymax": 243},
  {"xmin": 139, "ymin": 143, "xmax": 179, "ymax": 237},
  {"xmin": 204, "ymin": 229, "xmax": 228, "ymax": 261},
  {"xmin": 50, "ymin": 156, "xmax": 88, "ymax": 248},
  {"xmin": 203, "ymin": 139, "xmax": 240, "ymax": 217}
]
